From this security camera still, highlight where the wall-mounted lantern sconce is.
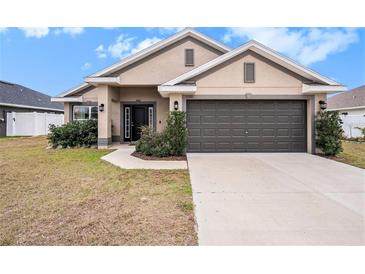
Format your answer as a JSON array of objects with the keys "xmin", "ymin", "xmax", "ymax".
[
  {"xmin": 99, "ymin": 103, "xmax": 104, "ymax": 112},
  {"xmin": 174, "ymin": 101, "xmax": 179, "ymax": 111},
  {"xmin": 319, "ymin": 100, "xmax": 327, "ymax": 110}
]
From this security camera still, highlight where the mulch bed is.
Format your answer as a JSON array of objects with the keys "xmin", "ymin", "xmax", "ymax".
[{"xmin": 131, "ymin": 151, "xmax": 187, "ymax": 161}]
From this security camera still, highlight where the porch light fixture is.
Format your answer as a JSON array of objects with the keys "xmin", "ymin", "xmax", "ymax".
[
  {"xmin": 319, "ymin": 100, "xmax": 327, "ymax": 110},
  {"xmin": 174, "ymin": 101, "xmax": 179, "ymax": 111},
  {"xmin": 99, "ymin": 103, "xmax": 104, "ymax": 112}
]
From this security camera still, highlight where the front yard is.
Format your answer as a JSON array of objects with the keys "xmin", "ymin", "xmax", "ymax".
[
  {"xmin": 0, "ymin": 137, "xmax": 197, "ymax": 245},
  {"xmin": 330, "ymin": 141, "xmax": 365, "ymax": 169}
]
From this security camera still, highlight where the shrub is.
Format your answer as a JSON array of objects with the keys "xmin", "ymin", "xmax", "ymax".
[
  {"xmin": 315, "ymin": 111, "xmax": 343, "ymax": 156},
  {"xmin": 164, "ymin": 111, "xmax": 187, "ymax": 156},
  {"xmin": 136, "ymin": 111, "xmax": 187, "ymax": 157},
  {"xmin": 135, "ymin": 126, "xmax": 169, "ymax": 157},
  {"xmin": 48, "ymin": 119, "xmax": 98, "ymax": 148}
]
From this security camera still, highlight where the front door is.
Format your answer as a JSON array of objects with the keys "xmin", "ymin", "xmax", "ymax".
[{"xmin": 123, "ymin": 104, "xmax": 154, "ymax": 142}]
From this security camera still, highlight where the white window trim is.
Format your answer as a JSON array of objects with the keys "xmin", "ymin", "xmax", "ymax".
[
  {"xmin": 73, "ymin": 105, "xmax": 98, "ymax": 121},
  {"xmin": 125, "ymin": 107, "xmax": 131, "ymax": 139}
]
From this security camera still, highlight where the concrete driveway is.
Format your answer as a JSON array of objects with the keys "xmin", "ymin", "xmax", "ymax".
[{"xmin": 187, "ymin": 153, "xmax": 365, "ymax": 245}]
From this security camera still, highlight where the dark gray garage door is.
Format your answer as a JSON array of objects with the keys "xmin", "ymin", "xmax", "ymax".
[{"xmin": 186, "ymin": 100, "xmax": 307, "ymax": 152}]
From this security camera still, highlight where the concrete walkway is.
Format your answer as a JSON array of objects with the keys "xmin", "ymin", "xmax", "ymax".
[
  {"xmin": 101, "ymin": 145, "xmax": 187, "ymax": 169},
  {"xmin": 187, "ymin": 153, "xmax": 365, "ymax": 245}
]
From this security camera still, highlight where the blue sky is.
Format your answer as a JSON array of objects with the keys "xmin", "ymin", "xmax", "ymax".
[{"xmin": 0, "ymin": 27, "xmax": 364, "ymax": 96}]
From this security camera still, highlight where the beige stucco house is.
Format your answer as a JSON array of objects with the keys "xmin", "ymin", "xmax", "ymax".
[{"xmin": 52, "ymin": 28, "xmax": 346, "ymax": 153}]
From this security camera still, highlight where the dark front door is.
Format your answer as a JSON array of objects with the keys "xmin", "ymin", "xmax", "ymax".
[
  {"xmin": 123, "ymin": 104, "xmax": 153, "ymax": 142},
  {"xmin": 132, "ymin": 105, "xmax": 148, "ymax": 141},
  {"xmin": 186, "ymin": 100, "xmax": 307, "ymax": 153}
]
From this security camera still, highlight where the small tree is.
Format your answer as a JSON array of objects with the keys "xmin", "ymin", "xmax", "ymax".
[{"xmin": 315, "ymin": 111, "xmax": 343, "ymax": 156}]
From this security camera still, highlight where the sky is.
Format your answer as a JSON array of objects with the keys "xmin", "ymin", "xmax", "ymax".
[{"xmin": 0, "ymin": 27, "xmax": 364, "ymax": 96}]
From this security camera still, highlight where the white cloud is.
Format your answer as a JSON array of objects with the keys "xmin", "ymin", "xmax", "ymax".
[
  {"xmin": 95, "ymin": 34, "xmax": 162, "ymax": 60},
  {"xmin": 19, "ymin": 27, "xmax": 49, "ymax": 38},
  {"xmin": 61, "ymin": 27, "xmax": 84, "ymax": 36},
  {"xmin": 107, "ymin": 34, "xmax": 135, "ymax": 59},
  {"xmin": 81, "ymin": 62, "xmax": 91, "ymax": 70},
  {"xmin": 131, "ymin": 37, "xmax": 162, "ymax": 54},
  {"xmin": 223, "ymin": 27, "xmax": 358, "ymax": 66},
  {"xmin": 157, "ymin": 27, "xmax": 184, "ymax": 35},
  {"xmin": 95, "ymin": 45, "xmax": 107, "ymax": 58},
  {"xmin": 145, "ymin": 27, "xmax": 184, "ymax": 35}
]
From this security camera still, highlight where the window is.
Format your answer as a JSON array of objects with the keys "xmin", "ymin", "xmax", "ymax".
[
  {"xmin": 148, "ymin": 107, "xmax": 154, "ymax": 129},
  {"xmin": 73, "ymin": 106, "xmax": 98, "ymax": 121},
  {"xmin": 244, "ymin": 63, "xmax": 255, "ymax": 83},
  {"xmin": 124, "ymin": 107, "xmax": 131, "ymax": 139},
  {"xmin": 185, "ymin": 49, "xmax": 194, "ymax": 66}
]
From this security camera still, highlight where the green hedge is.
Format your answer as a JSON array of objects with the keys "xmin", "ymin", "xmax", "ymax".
[
  {"xmin": 315, "ymin": 111, "xmax": 343, "ymax": 156},
  {"xmin": 136, "ymin": 111, "xmax": 187, "ymax": 157},
  {"xmin": 48, "ymin": 120, "xmax": 98, "ymax": 148}
]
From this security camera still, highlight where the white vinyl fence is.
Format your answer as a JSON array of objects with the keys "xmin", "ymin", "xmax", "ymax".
[
  {"xmin": 6, "ymin": 112, "xmax": 64, "ymax": 136},
  {"xmin": 340, "ymin": 114, "xmax": 365, "ymax": 138}
]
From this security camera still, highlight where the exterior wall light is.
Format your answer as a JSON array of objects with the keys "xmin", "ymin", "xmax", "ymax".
[
  {"xmin": 319, "ymin": 100, "xmax": 327, "ymax": 110},
  {"xmin": 174, "ymin": 101, "xmax": 179, "ymax": 111},
  {"xmin": 99, "ymin": 103, "xmax": 104, "ymax": 112}
]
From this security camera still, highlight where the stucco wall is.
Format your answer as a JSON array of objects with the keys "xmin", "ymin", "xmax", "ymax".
[
  {"xmin": 110, "ymin": 37, "xmax": 223, "ymax": 85},
  {"xmin": 63, "ymin": 102, "xmax": 71, "ymax": 123},
  {"xmin": 193, "ymin": 50, "xmax": 307, "ymax": 95},
  {"xmin": 119, "ymin": 87, "xmax": 169, "ymax": 133}
]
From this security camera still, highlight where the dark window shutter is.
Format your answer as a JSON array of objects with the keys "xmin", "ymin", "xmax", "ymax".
[
  {"xmin": 244, "ymin": 63, "xmax": 255, "ymax": 83},
  {"xmin": 185, "ymin": 49, "xmax": 194, "ymax": 66}
]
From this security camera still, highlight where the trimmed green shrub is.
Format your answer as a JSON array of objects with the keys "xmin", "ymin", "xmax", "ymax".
[
  {"xmin": 164, "ymin": 111, "xmax": 187, "ymax": 156},
  {"xmin": 136, "ymin": 111, "xmax": 187, "ymax": 157},
  {"xmin": 135, "ymin": 126, "xmax": 169, "ymax": 157},
  {"xmin": 48, "ymin": 120, "xmax": 98, "ymax": 148},
  {"xmin": 315, "ymin": 111, "xmax": 343, "ymax": 156}
]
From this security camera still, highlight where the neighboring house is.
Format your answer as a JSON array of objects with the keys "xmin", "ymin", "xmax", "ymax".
[
  {"xmin": 0, "ymin": 80, "xmax": 64, "ymax": 136},
  {"xmin": 328, "ymin": 85, "xmax": 365, "ymax": 138},
  {"xmin": 52, "ymin": 28, "xmax": 346, "ymax": 153}
]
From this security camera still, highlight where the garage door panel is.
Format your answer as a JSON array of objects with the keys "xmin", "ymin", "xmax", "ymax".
[
  {"xmin": 215, "ymin": 128, "xmax": 230, "ymax": 136},
  {"xmin": 188, "ymin": 128, "xmax": 201, "ymax": 137},
  {"xmin": 187, "ymin": 100, "xmax": 306, "ymax": 152},
  {"xmin": 201, "ymin": 115, "xmax": 216, "ymax": 123}
]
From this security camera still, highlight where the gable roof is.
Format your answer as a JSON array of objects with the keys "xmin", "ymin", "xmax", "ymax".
[
  {"xmin": 162, "ymin": 40, "xmax": 342, "ymax": 87},
  {"xmin": 327, "ymin": 85, "xmax": 365, "ymax": 110},
  {"xmin": 0, "ymin": 80, "xmax": 63, "ymax": 111},
  {"xmin": 56, "ymin": 28, "xmax": 230, "ymax": 98}
]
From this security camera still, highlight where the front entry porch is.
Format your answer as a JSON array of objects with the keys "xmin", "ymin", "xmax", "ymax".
[{"xmin": 122, "ymin": 104, "xmax": 154, "ymax": 142}]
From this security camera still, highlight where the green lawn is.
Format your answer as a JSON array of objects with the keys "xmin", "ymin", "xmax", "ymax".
[
  {"xmin": 331, "ymin": 141, "xmax": 365, "ymax": 169},
  {"xmin": 0, "ymin": 137, "xmax": 197, "ymax": 245}
]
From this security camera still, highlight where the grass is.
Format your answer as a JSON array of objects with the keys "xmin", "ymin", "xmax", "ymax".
[
  {"xmin": 329, "ymin": 141, "xmax": 365, "ymax": 169},
  {"xmin": 0, "ymin": 137, "xmax": 197, "ymax": 245}
]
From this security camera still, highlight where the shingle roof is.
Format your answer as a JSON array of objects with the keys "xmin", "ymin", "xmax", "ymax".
[
  {"xmin": 0, "ymin": 80, "xmax": 63, "ymax": 111},
  {"xmin": 327, "ymin": 85, "xmax": 365, "ymax": 109}
]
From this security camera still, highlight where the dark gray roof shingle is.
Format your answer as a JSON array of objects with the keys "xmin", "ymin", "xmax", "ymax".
[
  {"xmin": 0, "ymin": 80, "xmax": 63, "ymax": 111},
  {"xmin": 328, "ymin": 85, "xmax": 365, "ymax": 109}
]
